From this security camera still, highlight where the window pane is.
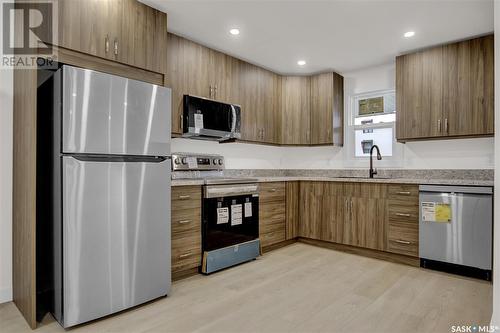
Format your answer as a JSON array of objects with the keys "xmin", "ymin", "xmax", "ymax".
[{"xmin": 354, "ymin": 127, "xmax": 393, "ymax": 157}]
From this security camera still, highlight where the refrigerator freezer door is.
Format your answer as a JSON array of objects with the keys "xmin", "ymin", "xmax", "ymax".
[
  {"xmin": 61, "ymin": 65, "xmax": 171, "ymax": 156},
  {"xmin": 419, "ymin": 192, "xmax": 492, "ymax": 270},
  {"xmin": 61, "ymin": 156, "xmax": 171, "ymax": 327}
]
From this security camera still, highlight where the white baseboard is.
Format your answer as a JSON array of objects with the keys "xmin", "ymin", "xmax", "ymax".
[{"xmin": 0, "ymin": 287, "xmax": 13, "ymax": 304}]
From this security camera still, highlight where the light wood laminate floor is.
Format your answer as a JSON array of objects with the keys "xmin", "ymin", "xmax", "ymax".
[{"xmin": 1, "ymin": 243, "xmax": 492, "ymax": 333}]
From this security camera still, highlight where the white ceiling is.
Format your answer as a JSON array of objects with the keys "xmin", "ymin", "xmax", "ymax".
[{"xmin": 141, "ymin": 0, "xmax": 494, "ymax": 75}]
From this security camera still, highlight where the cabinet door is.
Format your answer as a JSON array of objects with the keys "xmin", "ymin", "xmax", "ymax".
[
  {"xmin": 447, "ymin": 35, "xmax": 494, "ymax": 136},
  {"xmin": 321, "ymin": 182, "xmax": 345, "ymax": 243},
  {"xmin": 239, "ymin": 62, "xmax": 260, "ymax": 141},
  {"xmin": 257, "ymin": 69, "xmax": 281, "ymax": 144},
  {"xmin": 310, "ymin": 72, "xmax": 344, "ymax": 145},
  {"xmin": 281, "ymin": 76, "xmax": 311, "ymax": 144},
  {"xmin": 396, "ymin": 48, "xmax": 443, "ymax": 140},
  {"xmin": 167, "ymin": 34, "xmax": 210, "ymax": 134},
  {"xmin": 120, "ymin": 0, "xmax": 167, "ymax": 74},
  {"xmin": 298, "ymin": 182, "xmax": 323, "ymax": 239},
  {"xmin": 58, "ymin": 0, "xmax": 121, "ymax": 61},
  {"xmin": 344, "ymin": 183, "xmax": 387, "ymax": 250}
]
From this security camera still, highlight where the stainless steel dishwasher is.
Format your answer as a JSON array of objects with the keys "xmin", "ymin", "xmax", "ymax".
[{"xmin": 419, "ymin": 185, "xmax": 493, "ymax": 280}]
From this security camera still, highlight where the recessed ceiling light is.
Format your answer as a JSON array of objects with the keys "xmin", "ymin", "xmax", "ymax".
[
  {"xmin": 229, "ymin": 28, "xmax": 240, "ymax": 35},
  {"xmin": 404, "ymin": 31, "xmax": 415, "ymax": 38},
  {"xmin": 297, "ymin": 60, "xmax": 306, "ymax": 66}
]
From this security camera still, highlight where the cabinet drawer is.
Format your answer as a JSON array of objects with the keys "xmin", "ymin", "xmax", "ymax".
[
  {"xmin": 259, "ymin": 182, "xmax": 286, "ymax": 203},
  {"xmin": 260, "ymin": 227, "xmax": 286, "ymax": 248},
  {"xmin": 260, "ymin": 218, "xmax": 286, "ymax": 235},
  {"xmin": 387, "ymin": 222, "xmax": 419, "ymax": 257},
  {"xmin": 172, "ymin": 186, "xmax": 202, "ymax": 210},
  {"xmin": 388, "ymin": 203, "xmax": 419, "ymax": 223},
  {"xmin": 172, "ymin": 234, "xmax": 202, "ymax": 271},
  {"xmin": 260, "ymin": 202, "xmax": 285, "ymax": 223},
  {"xmin": 388, "ymin": 185, "xmax": 419, "ymax": 201},
  {"xmin": 172, "ymin": 208, "xmax": 201, "ymax": 235}
]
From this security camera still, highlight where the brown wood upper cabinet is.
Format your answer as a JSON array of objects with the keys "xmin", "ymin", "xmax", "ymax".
[
  {"xmin": 239, "ymin": 63, "xmax": 281, "ymax": 143},
  {"xmin": 166, "ymin": 33, "xmax": 344, "ymax": 143},
  {"xmin": 396, "ymin": 34, "xmax": 494, "ymax": 141},
  {"xmin": 310, "ymin": 72, "xmax": 344, "ymax": 145},
  {"xmin": 281, "ymin": 76, "xmax": 311, "ymax": 144},
  {"xmin": 281, "ymin": 73, "xmax": 344, "ymax": 145},
  {"xmin": 57, "ymin": 0, "xmax": 167, "ymax": 73}
]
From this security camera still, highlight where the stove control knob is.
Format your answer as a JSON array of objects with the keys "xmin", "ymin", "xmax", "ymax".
[
  {"xmin": 181, "ymin": 157, "xmax": 187, "ymax": 165},
  {"xmin": 174, "ymin": 158, "xmax": 181, "ymax": 165},
  {"xmin": 217, "ymin": 159, "xmax": 223, "ymax": 165}
]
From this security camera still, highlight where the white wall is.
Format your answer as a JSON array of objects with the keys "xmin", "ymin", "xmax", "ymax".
[
  {"xmin": 173, "ymin": 64, "xmax": 494, "ymax": 170},
  {"xmin": 0, "ymin": 67, "xmax": 13, "ymax": 303},
  {"xmin": 491, "ymin": 0, "xmax": 500, "ymax": 326}
]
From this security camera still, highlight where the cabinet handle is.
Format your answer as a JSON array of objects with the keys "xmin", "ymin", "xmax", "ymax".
[
  {"xmin": 105, "ymin": 35, "xmax": 109, "ymax": 53},
  {"xmin": 350, "ymin": 200, "xmax": 353, "ymax": 220},
  {"xmin": 178, "ymin": 220, "xmax": 192, "ymax": 224},
  {"xmin": 270, "ymin": 188, "xmax": 277, "ymax": 192},
  {"xmin": 397, "ymin": 191, "xmax": 411, "ymax": 195},
  {"xmin": 395, "ymin": 213, "xmax": 411, "ymax": 217},
  {"xmin": 444, "ymin": 118, "xmax": 448, "ymax": 134},
  {"xmin": 180, "ymin": 114, "xmax": 183, "ymax": 130},
  {"xmin": 114, "ymin": 38, "xmax": 118, "ymax": 55},
  {"xmin": 214, "ymin": 85, "xmax": 218, "ymax": 99},
  {"xmin": 179, "ymin": 252, "xmax": 192, "ymax": 259},
  {"xmin": 437, "ymin": 119, "xmax": 441, "ymax": 133},
  {"xmin": 394, "ymin": 239, "xmax": 411, "ymax": 245},
  {"xmin": 178, "ymin": 195, "xmax": 191, "ymax": 200}
]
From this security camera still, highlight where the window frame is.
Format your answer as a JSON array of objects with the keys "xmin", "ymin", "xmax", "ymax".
[{"xmin": 343, "ymin": 89, "xmax": 403, "ymax": 168}]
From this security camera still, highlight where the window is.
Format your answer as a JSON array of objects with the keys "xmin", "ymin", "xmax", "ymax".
[{"xmin": 345, "ymin": 89, "xmax": 402, "ymax": 166}]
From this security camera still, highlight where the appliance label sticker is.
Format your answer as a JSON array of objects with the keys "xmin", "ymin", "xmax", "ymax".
[
  {"xmin": 231, "ymin": 204, "xmax": 243, "ymax": 226},
  {"xmin": 216, "ymin": 207, "xmax": 229, "ymax": 224},
  {"xmin": 194, "ymin": 113, "xmax": 204, "ymax": 132},
  {"xmin": 186, "ymin": 157, "xmax": 198, "ymax": 169},
  {"xmin": 421, "ymin": 202, "xmax": 436, "ymax": 222},
  {"xmin": 244, "ymin": 202, "xmax": 252, "ymax": 218},
  {"xmin": 435, "ymin": 203, "xmax": 451, "ymax": 223}
]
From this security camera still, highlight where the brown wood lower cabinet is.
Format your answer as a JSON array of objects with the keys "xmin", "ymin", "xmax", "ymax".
[
  {"xmin": 386, "ymin": 185, "xmax": 419, "ymax": 257},
  {"xmin": 298, "ymin": 181, "xmax": 418, "ymax": 257},
  {"xmin": 259, "ymin": 182, "xmax": 286, "ymax": 248},
  {"xmin": 171, "ymin": 186, "xmax": 202, "ymax": 275},
  {"xmin": 344, "ymin": 183, "xmax": 387, "ymax": 251}
]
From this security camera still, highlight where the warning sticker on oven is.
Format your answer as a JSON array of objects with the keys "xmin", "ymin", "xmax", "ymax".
[
  {"xmin": 231, "ymin": 204, "xmax": 243, "ymax": 226},
  {"xmin": 216, "ymin": 207, "xmax": 229, "ymax": 224},
  {"xmin": 186, "ymin": 157, "xmax": 198, "ymax": 169},
  {"xmin": 421, "ymin": 202, "xmax": 451, "ymax": 223},
  {"xmin": 244, "ymin": 202, "xmax": 252, "ymax": 218}
]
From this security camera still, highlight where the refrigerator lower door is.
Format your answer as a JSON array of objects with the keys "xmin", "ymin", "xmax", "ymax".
[
  {"xmin": 60, "ymin": 156, "xmax": 171, "ymax": 327},
  {"xmin": 419, "ymin": 192, "xmax": 492, "ymax": 270}
]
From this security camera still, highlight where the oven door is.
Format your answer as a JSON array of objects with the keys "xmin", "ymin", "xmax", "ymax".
[{"xmin": 203, "ymin": 189, "xmax": 259, "ymax": 252}]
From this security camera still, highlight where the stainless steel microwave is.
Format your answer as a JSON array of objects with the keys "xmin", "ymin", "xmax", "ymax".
[{"xmin": 182, "ymin": 95, "xmax": 241, "ymax": 141}]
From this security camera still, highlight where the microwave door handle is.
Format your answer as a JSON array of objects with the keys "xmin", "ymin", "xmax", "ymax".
[{"xmin": 230, "ymin": 105, "xmax": 237, "ymax": 133}]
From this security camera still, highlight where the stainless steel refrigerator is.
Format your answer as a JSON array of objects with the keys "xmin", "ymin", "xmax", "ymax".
[{"xmin": 38, "ymin": 65, "xmax": 172, "ymax": 327}]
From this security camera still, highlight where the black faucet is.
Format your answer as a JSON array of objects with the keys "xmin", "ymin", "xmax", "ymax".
[{"xmin": 369, "ymin": 145, "xmax": 382, "ymax": 178}]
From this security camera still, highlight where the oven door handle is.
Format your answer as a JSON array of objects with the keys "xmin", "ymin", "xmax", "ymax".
[{"xmin": 204, "ymin": 184, "xmax": 259, "ymax": 198}]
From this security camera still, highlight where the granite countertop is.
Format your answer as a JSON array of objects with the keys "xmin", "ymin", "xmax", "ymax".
[{"xmin": 172, "ymin": 176, "xmax": 493, "ymax": 187}]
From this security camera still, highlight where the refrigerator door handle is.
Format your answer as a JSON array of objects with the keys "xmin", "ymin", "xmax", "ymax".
[{"xmin": 68, "ymin": 154, "xmax": 170, "ymax": 163}]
